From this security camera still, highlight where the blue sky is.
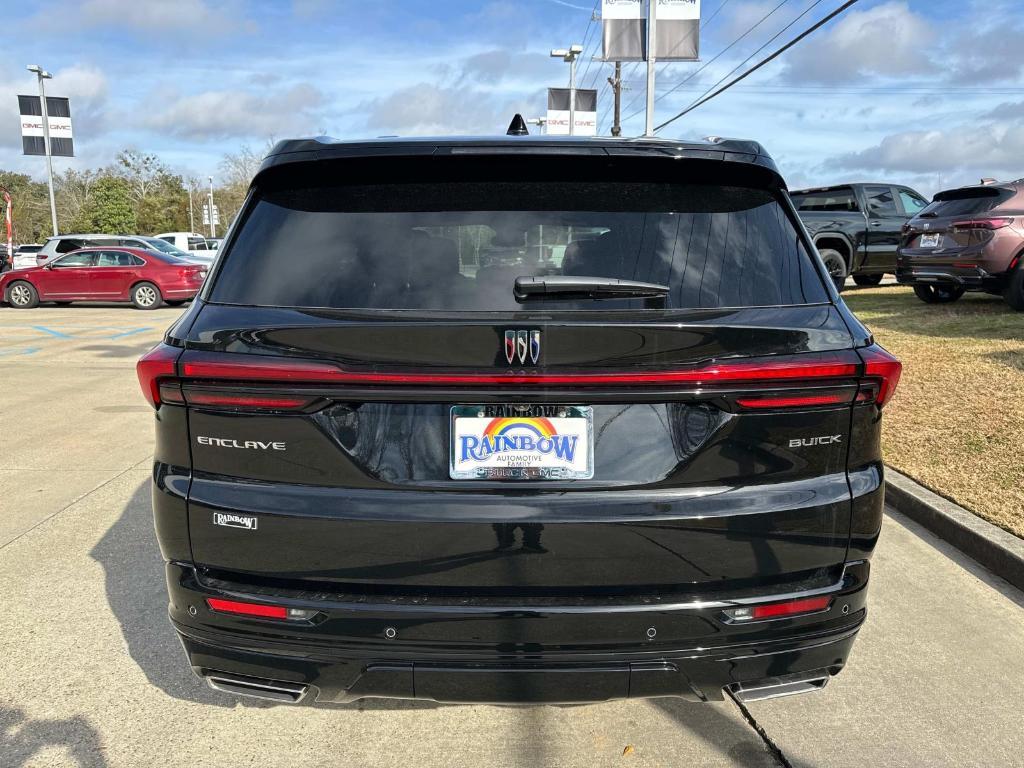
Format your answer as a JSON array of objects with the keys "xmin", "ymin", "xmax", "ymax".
[{"xmin": 2, "ymin": 0, "xmax": 1023, "ymax": 197}]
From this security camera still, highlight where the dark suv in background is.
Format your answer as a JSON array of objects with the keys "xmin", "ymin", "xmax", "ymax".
[
  {"xmin": 139, "ymin": 129, "xmax": 900, "ymax": 706},
  {"xmin": 792, "ymin": 183, "xmax": 929, "ymax": 291},
  {"xmin": 898, "ymin": 180, "xmax": 1024, "ymax": 310}
]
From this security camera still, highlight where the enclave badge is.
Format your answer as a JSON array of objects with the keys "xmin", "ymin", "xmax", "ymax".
[{"xmin": 504, "ymin": 329, "xmax": 541, "ymax": 365}]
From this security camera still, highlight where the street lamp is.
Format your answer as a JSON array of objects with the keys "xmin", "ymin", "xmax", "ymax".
[
  {"xmin": 207, "ymin": 176, "xmax": 216, "ymax": 238},
  {"xmin": 27, "ymin": 64, "xmax": 58, "ymax": 236},
  {"xmin": 550, "ymin": 44, "xmax": 584, "ymax": 135}
]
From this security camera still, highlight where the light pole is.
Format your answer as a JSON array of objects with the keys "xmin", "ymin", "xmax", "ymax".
[
  {"xmin": 27, "ymin": 65, "xmax": 58, "ymax": 236},
  {"xmin": 644, "ymin": 1, "xmax": 657, "ymax": 136},
  {"xmin": 207, "ymin": 176, "xmax": 216, "ymax": 238},
  {"xmin": 526, "ymin": 117, "xmax": 548, "ymax": 135},
  {"xmin": 188, "ymin": 180, "xmax": 194, "ymax": 233},
  {"xmin": 550, "ymin": 44, "xmax": 583, "ymax": 135}
]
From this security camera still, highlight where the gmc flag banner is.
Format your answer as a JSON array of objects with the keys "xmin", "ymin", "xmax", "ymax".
[
  {"xmin": 546, "ymin": 88, "xmax": 598, "ymax": 136},
  {"xmin": 602, "ymin": 0, "xmax": 700, "ymax": 61},
  {"xmin": 19, "ymin": 95, "xmax": 74, "ymax": 157}
]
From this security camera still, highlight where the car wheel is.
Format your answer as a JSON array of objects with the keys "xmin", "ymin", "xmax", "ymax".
[
  {"xmin": 1003, "ymin": 261, "xmax": 1024, "ymax": 311},
  {"xmin": 6, "ymin": 281, "xmax": 39, "ymax": 309},
  {"xmin": 818, "ymin": 249, "xmax": 847, "ymax": 293},
  {"xmin": 853, "ymin": 274, "xmax": 884, "ymax": 287},
  {"xmin": 131, "ymin": 282, "xmax": 162, "ymax": 310},
  {"xmin": 913, "ymin": 284, "xmax": 965, "ymax": 304},
  {"xmin": 165, "ymin": 299, "xmax": 188, "ymax": 307}
]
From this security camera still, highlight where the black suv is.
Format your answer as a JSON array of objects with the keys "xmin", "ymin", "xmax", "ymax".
[{"xmin": 139, "ymin": 129, "xmax": 900, "ymax": 706}]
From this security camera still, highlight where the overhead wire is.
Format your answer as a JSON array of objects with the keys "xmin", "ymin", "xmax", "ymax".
[{"xmin": 654, "ymin": 0, "xmax": 861, "ymax": 132}]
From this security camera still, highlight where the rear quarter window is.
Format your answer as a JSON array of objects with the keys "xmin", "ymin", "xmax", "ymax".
[{"xmin": 210, "ymin": 175, "xmax": 828, "ymax": 311}]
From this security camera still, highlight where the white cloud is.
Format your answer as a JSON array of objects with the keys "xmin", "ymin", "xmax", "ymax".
[
  {"xmin": 780, "ymin": 2, "xmax": 934, "ymax": 83},
  {"xmin": 43, "ymin": 0, "xmax": 257, "ymax": 36},
  {"xmin": 143, "ymin": 84, "xmax": 324, "ymax": 141},
  {"xmin": 830, "ymin": 120, "xmax": 1024, "ymax": 179}
]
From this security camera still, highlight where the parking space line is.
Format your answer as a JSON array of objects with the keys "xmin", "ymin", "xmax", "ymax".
[
  {"xmin": 108, "ymin": 327, "xmax": 154, "ymax": 339},
  {"xmin": 32, "ymin": 325, "xmax": 73, "ymax": 338}
]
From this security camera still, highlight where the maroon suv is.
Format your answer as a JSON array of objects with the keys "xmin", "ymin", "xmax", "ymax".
[{"xmin": 898, "ymin": 180, "xmax": 1024, "ymax": 310}]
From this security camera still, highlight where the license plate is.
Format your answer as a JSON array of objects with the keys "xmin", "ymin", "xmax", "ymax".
[
  {"xmin": 918, "ymin": 233, "xmax": 941, "ymax": 248},
  {"xmin": 450, "ymin": 405, "xmax": 594, "ymax": 480}
]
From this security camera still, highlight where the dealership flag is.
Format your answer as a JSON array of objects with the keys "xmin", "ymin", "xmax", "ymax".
[
  {"xmin": 546, "ymin": 88, "xmax": 598, "ymax": 136},
  {"xmin": 602, "ymin": 0, "xmax": 700, "ymax": 61},
  {"xmin": 18, "ymin": 95, "xmax": 74, "ymax": 157}
]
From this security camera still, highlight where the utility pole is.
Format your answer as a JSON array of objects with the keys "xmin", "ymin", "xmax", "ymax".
[
  {"xmin": 207, "ymin": 176, "xmax": 216, "ymax": 238},
  {"xmin": 608, "ymin": 61, "xmax": 623, "ymax": 137},
  {"xmin": 187, "ymin": 181, "xmax": 194, "ymax": 233},
  {"xmin": 27, "ymin": 65, "xmax": 58, "ymax": 235},
  {"xmin": 644, "ymin": 1, "xmax": 657, "ymax": 136},
  {"xmin": 550, "ymin": 44, "xmax": 584, "ymax": 135}
]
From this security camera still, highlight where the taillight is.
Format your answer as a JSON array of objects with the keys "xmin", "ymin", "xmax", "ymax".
[
  {"xmin": 951, "ymin": 217, "xmax": 1013, "ymax": 231},
  {"xmin": 137, "ymin": 343, "xmax": 181, "ymax": 407},
  {"xmin": 857, "ymin": 344, "xmax": 902, "ymax": 407},
  {"xmin": 723, "ymin": 595, "xmax": 832, "ymax": 622},
  {"xmin": 177, "ymin": 350, "xmax": 861, "ymax": 387}
]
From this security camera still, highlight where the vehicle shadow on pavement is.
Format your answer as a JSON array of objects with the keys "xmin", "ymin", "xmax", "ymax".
[
  {"xmin": 90, "ymin": 481, "xmax": 439, "ymax": 711},
  {"xmin": 0, "ymin": 706, "xmax": 108, "ymax": 767},
  {"xmin": 650, "ymin": 699, "xmax": 782, "ymax": 767},
  {"xmin": 79, "ymin": 341, "xmax": 163, "ymax": 359}
]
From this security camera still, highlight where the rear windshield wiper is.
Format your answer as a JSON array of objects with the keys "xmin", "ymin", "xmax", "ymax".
[{"xmin": 514, "ymin": 275, "xmax": 671, "ymax": 301}]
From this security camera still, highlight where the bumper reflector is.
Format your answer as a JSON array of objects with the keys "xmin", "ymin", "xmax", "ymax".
[{"xmin": 725, "ymin": 595, "xmax": 832, "ymax": 622}]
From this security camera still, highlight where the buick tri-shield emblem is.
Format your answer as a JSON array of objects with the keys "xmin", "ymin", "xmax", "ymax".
[{"xmin": 504, "ymin": 330, "xmax": 541, "ymax": 365}]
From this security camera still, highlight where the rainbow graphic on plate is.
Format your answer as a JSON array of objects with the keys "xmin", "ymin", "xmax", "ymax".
[{"xmin": 459, "ymin": 416, "xmax": 578, "ymax": 463}]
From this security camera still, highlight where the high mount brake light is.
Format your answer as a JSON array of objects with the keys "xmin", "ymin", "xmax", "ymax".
[{"xmin": 858, "ymin": 344, "xmax": 902, "ymax": 407}]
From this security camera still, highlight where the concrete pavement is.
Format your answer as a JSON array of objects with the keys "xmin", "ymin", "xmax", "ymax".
[{"xmin": 1, "ymin": 304, "xmax": 1022, "ymax": 768}]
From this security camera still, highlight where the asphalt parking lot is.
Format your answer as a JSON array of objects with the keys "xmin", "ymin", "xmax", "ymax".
[{"xmin": 1, "ymin": 304, "xmax": 1022, "ymax": 768}]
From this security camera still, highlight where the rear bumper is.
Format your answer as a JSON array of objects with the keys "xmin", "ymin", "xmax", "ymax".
[
  {"xmin": 166, "ymin": 560, "xmax": 869, "ymax": 704},
  {"xmin": 896, "ymin": 254, "xmax": 1009, "ymax": 291}
]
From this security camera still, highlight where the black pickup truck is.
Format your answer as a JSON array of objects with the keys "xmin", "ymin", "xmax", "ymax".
[{"xmin": 791, "ymin": 184, "xmax": 929, "ymax": 290}]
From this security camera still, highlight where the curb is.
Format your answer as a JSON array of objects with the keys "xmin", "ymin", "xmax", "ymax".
[{"xmin": 885, "ymin": 466, "xmax": 1024, "ymax": 592}]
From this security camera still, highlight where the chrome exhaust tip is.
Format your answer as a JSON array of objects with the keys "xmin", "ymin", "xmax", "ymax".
[
  {"xmin": 204, "ymin": 671, "xmax": 309, "ymax": 703},
  {"xmin": 730, "ymin": 670, "xmax": 830, "ymax": 703}
]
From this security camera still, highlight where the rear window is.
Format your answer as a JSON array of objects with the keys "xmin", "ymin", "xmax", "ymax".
[
  {"xmin": 920, "ymin": 187, "xmax": 1014, "ymax": 218},
  {"xmin": 211, "ymin": 177, "xmax": 828, "ymax": 311},
  {"xmin": 791, "ymin": 188, "xmax": 858, "ymax": 213}
]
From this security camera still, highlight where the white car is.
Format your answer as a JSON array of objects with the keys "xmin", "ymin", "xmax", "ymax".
[
  {"xmin": 11, "ymin": 244, "xmax": 44, "ymax": 270},
  {"xmin": 154, "ymin": 232, "xmax": 216, "ymax": 262}
]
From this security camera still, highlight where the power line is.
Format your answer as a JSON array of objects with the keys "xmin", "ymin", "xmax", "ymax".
[
  {"xmin": 675, "ymin": 0, "xmax": 824, "ymax": 117},
  {"xmin": 576, "ymin": 1, "xmax": 602, "ymax": 89},
  {"xmin": 618, "ymin": 0, "xmax": 733, "ymax": 119},
  {"xmin": 655, "ymin": 0, "xmax": 860, "ymax": 132},
  {"xmin": 623, "ymin": 0, "xmax": 790, "ymax": 122}
]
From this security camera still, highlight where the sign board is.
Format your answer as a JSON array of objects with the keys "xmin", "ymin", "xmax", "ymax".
[
  {"xmin": 546, "ymin": 89, "xmax": 598, "ymax": 136},
  {"xmin": 18, "ymin": 95, "xmax": 74, "ymax": 157},
  {"xmin": 602, "ymin": 0, "xmax": 700, "ymax": 61},
  {"xmin": 202, "ymin": 203, "xmax": 220, "ymax": 226}
]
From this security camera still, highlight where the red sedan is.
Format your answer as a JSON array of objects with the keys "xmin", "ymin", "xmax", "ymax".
[{"xmin": 0, "ymin": 247, "xmax": 207, "ymax": 310}]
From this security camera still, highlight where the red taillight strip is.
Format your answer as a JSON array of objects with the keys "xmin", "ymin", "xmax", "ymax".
[
  {"xmin": 206, "ymin": 598, "xmax": 287, "ymax": 620},
  {"xmin": 735, "ymin": 392, "xmax": 850, "ymax": 409},
  {"xmin": 178, "ymin": 352, "xmax": 860, "ymax": 388},
  {"xmin": 183, "ymin": 390, "xmax": 315, "ymax": 410},
  {"xmin": 951, "ymin": 217, "xmax": 1012, "ymax": 230},
  {"xmin": 751, "ymin": 595, "xmax": 832, "ymax": 619}
]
